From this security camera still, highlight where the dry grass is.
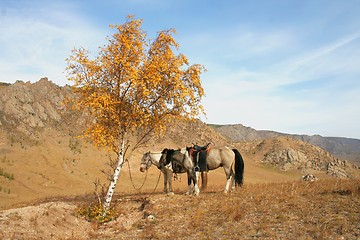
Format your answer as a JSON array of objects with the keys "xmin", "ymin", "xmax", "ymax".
[
  {"xmin": 83, "ymin": 178, "xmax": 359, "ymax": 239},
  {"xmin": 1, "ymin": 178, "xmax": 359, "ymax": 239},
  {"xmin": 1, "ymin": 129, "xmax": 359, "ymax": 239}
]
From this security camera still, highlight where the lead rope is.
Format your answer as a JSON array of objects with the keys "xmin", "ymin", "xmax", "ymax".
[
  {"xmin": 150, "ymin": 171, "xmax": 162, "ymax": 194},
  {"xmin": 126, "ymin": 159, "xmax": 162, "ymax": 194},
  {"xmin": 126, "ymin": 159, "xmax": 148, "ymax": 190}
]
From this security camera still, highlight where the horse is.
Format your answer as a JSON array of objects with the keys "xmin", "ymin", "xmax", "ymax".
[
  {"xmin": 139, "ymin": 151, "xmax": 186, "ymax": 194},
  {"xmin": 188, "ymin": 145, "xmax": 244, "ymax": 193},
  {"xmin": 158, "ymin": 148, "xmax": 200, "ymax": 195}
]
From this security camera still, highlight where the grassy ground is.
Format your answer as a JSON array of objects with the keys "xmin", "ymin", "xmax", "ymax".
[
  {"xmin": 1, "ymin": 133, "xmax": 359, "ymax": 239},
  {"xmin": 2, "ymin": 178, "xmax": 357, "ymax": 239},
  {"xmin": 103, "ymin": 178, "xmax": 360, "ymax": 239}
]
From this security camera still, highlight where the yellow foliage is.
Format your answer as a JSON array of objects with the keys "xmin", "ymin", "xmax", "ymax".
[
  {"xmin": 76, "ymin": 203, "xmax": 116, "ymax": 224},
  {"xmin": 66, "ymin": 15, "xmax": 205, "ymax": 153}
]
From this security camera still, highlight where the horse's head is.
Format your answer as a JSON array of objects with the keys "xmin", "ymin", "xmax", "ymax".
[{"xmin": 140, "ymin": 152, "xmax": 152, "ymax": 172}]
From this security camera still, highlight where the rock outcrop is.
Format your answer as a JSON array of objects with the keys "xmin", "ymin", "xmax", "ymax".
[
  {"xmin": 211, "ymin": 124, "xmax": 360, "ymax": 166},
  {"xmin": 0, "ymin": 78, "xmax": 81, "ymax": 139},
  {"xmin": 245, "ymin": 137, "xmax": 358, "ymax": 178}
]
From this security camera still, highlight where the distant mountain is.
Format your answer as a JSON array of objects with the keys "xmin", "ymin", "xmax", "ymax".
[{"xmin": 210, "ymin": 124, "xmax": 360, "ymax": 166}]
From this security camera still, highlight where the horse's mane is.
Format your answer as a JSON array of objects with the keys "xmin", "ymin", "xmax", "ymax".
[{"xmin": 161, "ymin": 148, "xmax": 176, "ymax": 165}]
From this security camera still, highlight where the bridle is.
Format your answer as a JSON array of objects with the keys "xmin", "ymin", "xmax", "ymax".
[{"xmin": 141, "ymin": 152, "xmax": 154, "ymax": 170}]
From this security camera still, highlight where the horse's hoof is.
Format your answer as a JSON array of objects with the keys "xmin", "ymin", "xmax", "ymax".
[{"xmin": 167, "ymin": 192, "xmax": 175, "ymax": 195}]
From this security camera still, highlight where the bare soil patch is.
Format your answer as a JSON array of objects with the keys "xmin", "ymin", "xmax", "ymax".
[{"xmin": 1, "ymin": 179, "xmax": 359, "ymax": 239}]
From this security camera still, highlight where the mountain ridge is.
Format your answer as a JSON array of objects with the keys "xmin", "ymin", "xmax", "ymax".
[{"xmin": 210, "ymin": 123, "xmax": 360, "ymax": 166}]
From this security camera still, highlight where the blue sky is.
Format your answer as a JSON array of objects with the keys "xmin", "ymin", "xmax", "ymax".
[{"xmin": 1, "ymin": 0, "xmax": 359, "ymax": 139}]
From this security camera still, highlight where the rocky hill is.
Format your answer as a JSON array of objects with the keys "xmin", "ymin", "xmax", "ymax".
[
  {"xmin": 237, "ymin": 137, "xmax": 359, "ymax": 179},
  {"xmin": 0, "ymin": 78, "xmax": 82, "ymax": 140},
  {"xmin": 0, "ymin": 78, "xmax": 359, "ymax": 210},
  {"xmin": 0, "ymin": 78, "xmax": 229, "ymax": 209},
  {"xmin": 0, "ymin": 78, "xmax": 226, "ymax": 146},
  {"xmin": 211, "ymin": 124, "xmax": 360, "ymax": 166}
]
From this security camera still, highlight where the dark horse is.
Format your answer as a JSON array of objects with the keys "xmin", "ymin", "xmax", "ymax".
[{"xmin": 159, "ymin": 148, "xmax": 200, "ymax": 195}]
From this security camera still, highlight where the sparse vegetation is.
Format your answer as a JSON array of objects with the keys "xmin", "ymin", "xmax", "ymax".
[
  {"xmin": 0, "ymin": 82, "xmax": 11, "ymax": 87},
  {"xmin": 0, "ymin": 186, "xmax": 11, "ymax": 194},
  {"xmin": 207, "ymin": 123, "xmax": 224, "ymax": 129},
  {"xmin": 0, "ymin": 78, "xmax": 359, "ymax": 239},
  {"xmin": 0, "ymin": 177, "xmax": 359, "ymax": 239},
  {"xmin": 69, "ymin": 137, "xmax": 81, "ymax": 153},
  {"xmin": 76, "ymin": 203, "xmax": 116, "ymax": 224},
  {"xmin": 0, "ymin": 168, "xmax": 14, "ymax": 180},
  {"xmin": 105, "ymin": 178, "xmax": 359, "ymax": 239}
]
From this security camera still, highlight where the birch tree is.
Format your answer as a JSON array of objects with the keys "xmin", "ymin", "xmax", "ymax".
[{"xmin": 66, "ymin": 16, "xmax": 205, "ymax": 212}]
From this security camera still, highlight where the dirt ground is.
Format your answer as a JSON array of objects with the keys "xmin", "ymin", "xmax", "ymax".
[
  {"xmin": 1, "ymin": 132, "xmax": 359, "ymax": 239},
  {"xmin": 0, "ymin": 179, "xmax": 359, "ymax": 240}
]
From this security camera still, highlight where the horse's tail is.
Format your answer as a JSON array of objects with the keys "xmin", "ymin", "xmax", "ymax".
[{"xmin": 232, "ymin": 148, "xmax": 244, "ymax": 187}]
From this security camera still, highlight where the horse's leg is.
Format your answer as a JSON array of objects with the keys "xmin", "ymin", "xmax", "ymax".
[
  {"xmin": 196, "ymin": 171, "xmax": 200, "ymax": 189},
  {"xmin": 231, "ymin": 170, "xmax": 236, "ymax": 192},
  {"xmin": 186, "ymin": 172, "xmax": 200, "ymax": 195},
  {"xmin": 201, "ymin": 172, "xmax": 208, "ymax": 190},
  {"xmin": 163, "ymin": 172, "xmax": 168, "ymax": 193},
  {"xmin": 186, "ymin": 173, "xmax": 192, "ymax": 195},
  {"xmin": 189, "ymin": 171, "xmax": 200, "ymax": 195},
  {"xmin": 223, "ymin": 166, "xmax": 233, "ymax": 193},
  {"xmin": 193, "ymin": 171, "xmax": 200, "ymax": 195},
  {"xmin": 229, "ymin": 166, "xmax": 236, "ymax": 192},
  {"xmin": 168, "ymin": 170, "xmax": 174, "ymax": 195},
  {"xmin": 224, "ymin": 176, "xmax": 233, "ymax": 193}
]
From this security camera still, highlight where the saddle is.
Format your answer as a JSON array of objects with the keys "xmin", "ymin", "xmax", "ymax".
[
  {"xmin": 193, "ymin": 143, "xmax": 210, "ymax": 151},
  {"xmin": 189, "ymin": 143, "xmax": 211, "ymax": 172}
]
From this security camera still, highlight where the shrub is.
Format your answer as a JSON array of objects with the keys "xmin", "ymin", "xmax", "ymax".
[
  {"xmin": 0, "ymin": 168, "xmax": 14, "ymax": 180},
  {"xmin": 76, "ymin": 203, "xmax": 116, "ymax": 224}
]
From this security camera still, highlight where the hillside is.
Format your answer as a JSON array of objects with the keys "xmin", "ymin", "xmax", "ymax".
[
  {"xmin": 0, "ymin": 79, "xmax": 359, "ymax": 239},
  {"xmin": 0, "ymin": 78, "xmax": 228, "ymax": 209},
  {"xmin": 236, "ymin": 137, "xmax": 359, "ymax": 179},
  {"xmin": 211, "ymin": 123, "xmax": 360, "ymax": 165},
  {"xmin": 1, "ymin": 179, "xmax": 359, "ymax": 239},
  {"xmin": 0, "ymin": 78, "xmax": 359, "ymax": 210}
]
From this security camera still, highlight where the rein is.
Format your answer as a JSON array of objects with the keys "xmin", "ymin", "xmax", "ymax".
[
  {"xmin": 126, "ymin": 159, "xmax": 148, "ymax": 190},
  {"xmin": 127, "ymin": 154, "xmax": 162, "ymax": 194},
  {"xmin": 149, "ymin": 171, "xmax": 162, "ymax": 194}
]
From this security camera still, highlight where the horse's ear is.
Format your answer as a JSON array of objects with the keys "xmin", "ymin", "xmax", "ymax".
[{"xmin": 161, "ymin": 148, "xmax": 168, "ymax": 154}]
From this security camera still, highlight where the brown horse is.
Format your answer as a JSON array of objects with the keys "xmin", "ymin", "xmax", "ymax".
[{"xmin": 188, "ymin": 145, "xmax": 244, "ymax": 193}]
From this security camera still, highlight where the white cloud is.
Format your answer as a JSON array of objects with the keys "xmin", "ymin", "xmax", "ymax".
[
  {"xmin": 199, "ymin": 32, "xmax": 360, "ymax": 138},
  {"xmin": 269, "ymin": 32, "xmax": 360, "ymax": 84},
  {"xmin": 180, "ymin": 26, "xmax": 297, "ymax": 67},
  {"xmin": 0, "ymin": 1, "xmax": 108, "ymax": 85}
]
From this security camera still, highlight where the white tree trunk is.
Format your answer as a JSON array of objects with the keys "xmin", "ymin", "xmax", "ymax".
[{"xmin": 103, "ymin": 138, "xmax": 125, "ymax": 211}]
